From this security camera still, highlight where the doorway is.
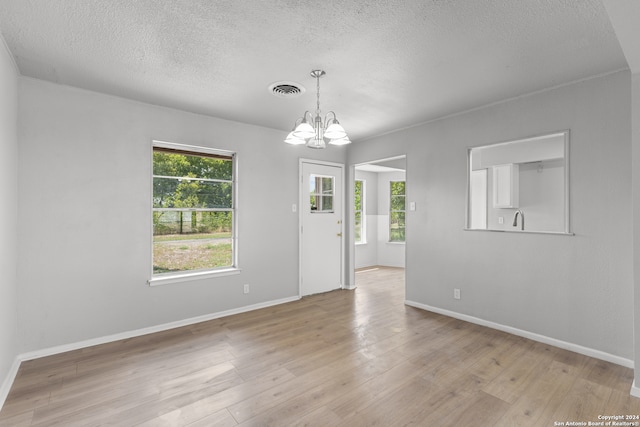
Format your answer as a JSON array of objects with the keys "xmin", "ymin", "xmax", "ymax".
[
  {"xmin": 299, "ymin": 160, "xmax": 345, "ymax": 296},
  {"xmin": 352, "ymin": 156, "xmax": 406, "ymax": 292}
]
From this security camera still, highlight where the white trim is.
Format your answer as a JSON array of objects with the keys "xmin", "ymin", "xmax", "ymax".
[
  {"xmin": 0, "ymin": 357, "xmax": 20, "ymax": 411},
  {"xmin": 0, "ymin": 31, "xmax": 19, "ymax": 74},
  {"xmin": 149, "ymin": 267, "xmax": 241, "ymax": 286},
  {"xmin": 18, "ymin": 296, "xmax": 299, "ymax": 362},
  {"xmin": 404, "ymin": 300, "xmax": 634, "ymax": 369},
  {"xmin": 631, "ymin": 380, "xmax": 640, "ymax": 398},
  {"xmin": 152, "ymin": 140, "xmax": 235, "ymax": 158},
  {"xmin": 150, "ymin": 141, "xmax": 239, "ymax": 280}
]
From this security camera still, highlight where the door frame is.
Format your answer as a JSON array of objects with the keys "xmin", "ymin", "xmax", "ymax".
[
  {"xmin": 349, "ymin": 155, "xmax": 407, "ymax": 291},
  {"xmin": 299, "ymin": 158, "xmax": 346, "ymax": 297}
]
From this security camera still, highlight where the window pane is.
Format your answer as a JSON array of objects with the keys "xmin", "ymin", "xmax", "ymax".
[
  {"xmin": 310, "ymin": 174, "xmax": 334, "ymax": 213},
  {"xmin": 390, "ymin": 195, "xmax": 406, "ymax": 211},
  {"xmin": 321, "ymin": 177, "xmax": 333, "ymax": 193},
  {"xmin": 321, "ymin": 196, "xmax": 333, "ymax": 211},
  {"xmin": 153, "ymin": 210, "xmax": 232, "ymax": 274},
  {"xmin": 153, "ymin": 152, "xmax": 232, "ymax": 180},
  {"xmin": 153, "ymin": 177, "xmax": 232, "ymax": 209},
  {"xmin": 390, "ymin": 211, "xmax": 405, "ymax": 242},
  {"xmin": 355, "ymin": 211, "xmax": 362, "ymax": 241},
  {"xmin": 391, "ymin": 181, "xmax": 405, "ymax": 196},
  {"xmin": 354, "ymin": 180, "xmax": 362, "ymax": 210},
  {"xmin": 390, "ymin": 180, "xmax": 406, "ymax": 242}
]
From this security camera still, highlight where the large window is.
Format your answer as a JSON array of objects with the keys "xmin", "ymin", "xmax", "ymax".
[
  {"xmin": 354, "ymin": 179, "xmax": 366, "ymax": 244},
  {"xmin": 152, "ymin": 142, "xmax": 235, "ymax": 277},
  {"xmin": 390, "ymin": 181, "xmax": 405, "ymax": 242}
]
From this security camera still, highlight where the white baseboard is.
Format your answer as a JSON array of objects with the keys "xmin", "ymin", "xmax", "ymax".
[
  {"xmin": 19, "ymin": 295, "xmax": 300, "ymax": 362},
  {"xmin": 631, "ymin": 380, "xmax": 640, "ymax": 398},
  {"xmin": 405, "ymin": 299, "xmax": 634, "ymax": 369},
  {"xmin": 0, "ymin": 357, "xmax": 20, "ymax": 411}
]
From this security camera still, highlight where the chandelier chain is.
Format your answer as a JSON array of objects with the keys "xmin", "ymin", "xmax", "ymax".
[{"xmin": 316, "ymin": 73, "xmax": 321, "ymax": 115}]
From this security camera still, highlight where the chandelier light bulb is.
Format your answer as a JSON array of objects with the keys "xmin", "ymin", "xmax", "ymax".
[
  {"xmin": 323, "ymin": 120, "xmax": 346, "ymax": 139},
  {"xmin": 293, "ymin": 118, "xmax": 314, "ymax": 139},
  {"xmin": 329, "ymin": 136, "xmax": 351, "ymax": 146},
  {"xmin": 284, "ymin": 131, "xmax": 306, "ymax": 145}
]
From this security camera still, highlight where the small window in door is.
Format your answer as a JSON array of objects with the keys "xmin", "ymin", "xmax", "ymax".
[{"xmin": 310, "ymin": 175, "xmax": 334, "ymax": 213}]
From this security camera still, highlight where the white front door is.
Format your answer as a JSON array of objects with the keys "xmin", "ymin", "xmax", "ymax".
[{"xmin": 300, "ymin": 161, "xmax": 343, "ymax": 296}]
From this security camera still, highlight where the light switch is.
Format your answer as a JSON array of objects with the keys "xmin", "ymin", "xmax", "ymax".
[
  {"xmin": 409, "ymin": 202, "xmax": 416, "ymax": 211},
  {"xmin": 292, "ymin": 204, "xmax": 297, "ymax": 213}
]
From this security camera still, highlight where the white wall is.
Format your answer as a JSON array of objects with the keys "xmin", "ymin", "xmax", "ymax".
[
  {"xmin": 354, "ymin": 170, "xmax": 378, "ymax": 269},
  {"xmin": 0, "ymin": 36, "xmax": 19, "ymax": 403},
  {"xmin": 17, "ymin": 78, "xmax": 346, "ymax": 353},
  {"xmin": 349, "ymin": 70, "xmax": 633, "ymax": 361}
]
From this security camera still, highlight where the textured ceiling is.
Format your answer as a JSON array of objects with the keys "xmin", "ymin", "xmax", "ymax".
[{"xmin": 0, "ymin": 0, "xmax": 629, "ymax": 141}]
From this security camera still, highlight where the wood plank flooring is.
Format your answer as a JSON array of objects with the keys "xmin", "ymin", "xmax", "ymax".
[{"xmin": 2, "ymin": 267, "xmax": 640, "ymax": 426}]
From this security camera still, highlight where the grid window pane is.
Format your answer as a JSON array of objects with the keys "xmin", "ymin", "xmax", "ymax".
[
  {"xmin": 153, "ymin": 177, "xmax": 232, "ymax": 209},
  {"xmin": 153, "ymin": 147, "xmax": 235, "ymax": 276},
  {"xmin": 390, "ymin": 180, "xmax": 405, "ymax": 242},
  {"xmin": 310, "ymin": 174, "xmax": 334, "ymax": 213}
]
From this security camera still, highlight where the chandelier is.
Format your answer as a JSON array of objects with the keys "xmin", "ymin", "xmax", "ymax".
[{"xmin": 284, "ymin": 70, "xmax": 351, "ymax": 148}]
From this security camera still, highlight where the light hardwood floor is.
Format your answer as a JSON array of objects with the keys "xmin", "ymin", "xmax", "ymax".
[{"xmin": 1, "ymin": 267, "xmax": 639, "ymax": 426}]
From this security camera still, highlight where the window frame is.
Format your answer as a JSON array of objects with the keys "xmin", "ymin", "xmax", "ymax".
[
  {"xmin": 389, "ymin": 180, "xmax": 406, "ymax": 243},
  {"xmin": 148, "ymin": 140, "xmax": 239, "ymax": 286},
  {"xmin": 354, "ymin": 179, "xmax": 366, "ymax": 244}
]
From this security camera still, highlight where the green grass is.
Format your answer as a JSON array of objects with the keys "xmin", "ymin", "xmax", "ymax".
[{"xmin": 153, "ymin": 241, "xmax": 232, "ymax": 274}]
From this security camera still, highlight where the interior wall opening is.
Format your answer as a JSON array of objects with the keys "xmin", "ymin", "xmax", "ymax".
[{"xmin": 353, "ymin": 156, "xmax": 406, "ymax": 294}]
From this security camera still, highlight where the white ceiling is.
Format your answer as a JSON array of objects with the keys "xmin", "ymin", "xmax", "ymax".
[{"xmin": 0, "ymin": 0, "xmax": 629, "ymax": 141}]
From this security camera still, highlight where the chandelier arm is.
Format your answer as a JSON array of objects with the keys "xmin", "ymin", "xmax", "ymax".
[
  {"xmin": 324, "ymin": 111, "xmax": 338, "ymax": 124},
  {"xmin": 303, "ymin": 111, "xmax": 313, "ymax": 123},
  {"xmin": 291, "ymin": 116, "xmax": 303, "ymax": 130}
]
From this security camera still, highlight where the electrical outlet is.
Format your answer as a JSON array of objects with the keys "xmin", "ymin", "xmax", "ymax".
[
  {"xmin": 454, "ymin": 288, "xmax": 461, "ymax": 300},
  {"xmin": 244, "ymin": 284, "xmax": 250, "ymax": 294},
  {"xmin": 498, "ymin": 216, "xmax": 504, "ymax": 224}
]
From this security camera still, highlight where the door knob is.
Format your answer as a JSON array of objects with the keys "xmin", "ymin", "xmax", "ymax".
[{"xmin": 337, "ymin": 233, "xmax": 342, "ymax": 237}]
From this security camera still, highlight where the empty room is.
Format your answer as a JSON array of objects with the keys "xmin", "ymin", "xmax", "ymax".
[{"xmin": 2, "ymin": 1, "xmax": 640, "ymax": 425}]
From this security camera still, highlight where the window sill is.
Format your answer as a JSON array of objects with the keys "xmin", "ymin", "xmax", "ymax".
[
  {"xmin": 387, "ymin": 241, "xmax": 406, "ymax": 245},
  {"xmin": 148, "ymin": 268, "xmax": 241, "ymax": 286},
  {"xmin": 355, "ymin": 241, "xmax": 368, "ymax": 246}
]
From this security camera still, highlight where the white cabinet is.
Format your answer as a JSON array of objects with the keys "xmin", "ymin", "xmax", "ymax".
[{"xmin": 493, "ymin": 164, "xmax": 519, "ymax": 208}]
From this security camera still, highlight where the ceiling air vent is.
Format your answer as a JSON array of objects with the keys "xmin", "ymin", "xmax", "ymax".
[{"xmin": 268, "ymin": 81, "xmax": 305, "ymax": 98}]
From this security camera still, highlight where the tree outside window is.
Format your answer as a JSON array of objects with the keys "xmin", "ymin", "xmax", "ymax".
[
  {"xmin": 152, "ymin": 145, "xmax": 235, "ymax": 276},
  {"xmin": 390, "ymin": 181, "xmax": 405, "ymax": 242},
  {"xmin": 355, "ymin": 180, "xmax": 365, "ymax": 244}
]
